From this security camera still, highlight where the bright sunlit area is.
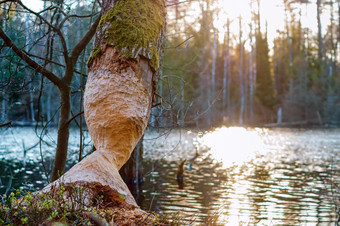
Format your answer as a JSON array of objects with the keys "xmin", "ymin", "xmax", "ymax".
[
  {"xmin": 22, "ymin": 0, "xmax": 43, "ymax": 12},
  {"xmin": 199, "ymin": 127, "xmax": 265, "ymax": 168}
]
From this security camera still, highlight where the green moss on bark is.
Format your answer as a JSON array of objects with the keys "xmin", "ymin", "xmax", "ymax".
[
  {"xmin": 87, "ymin": 46, "xmax": 101, "ymax": 65},
  {"xmin": 98, "ymin": 0, "xmax": 166, "ymax": 70}
]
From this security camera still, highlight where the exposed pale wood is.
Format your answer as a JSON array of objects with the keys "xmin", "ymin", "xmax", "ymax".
[{"xmin": 44, "ymin": 47, "xmax": 154, "ymax": 207}]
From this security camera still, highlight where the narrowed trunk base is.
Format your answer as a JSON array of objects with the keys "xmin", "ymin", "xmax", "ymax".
[{"xmin": 42, "ymin": 151, "xmax": 137, "ymax": 207}]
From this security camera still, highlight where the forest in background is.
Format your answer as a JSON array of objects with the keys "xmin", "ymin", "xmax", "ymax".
[{"xmin": 0, "ymin": 0, "xmax": 339, "ymax": 129}]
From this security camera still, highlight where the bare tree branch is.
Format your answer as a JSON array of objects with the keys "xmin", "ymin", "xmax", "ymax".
[
  {"xmin": 58, "ymin": 12, "xmax": 100, "ymax": 30},
  {"xmin": 70, "ymin": 15, "xmax": 101, "ymax": 62},
  {"xmin": 16, "ymin": 0, "xmax": 70, "ymax": 62},
  {"xmin": 0, "ymin": 121, "xmax": 11, "ymax": 128},
  {"xmin": 24, "ymin": 51, "xmax": 87, "ymax": 77},
  {"xmin": 165, "ymin": 35, "xmax": 194, "ymax": 49},
  {"xmin": 0, "ymin": 27, "xmax": 63, "ymax": 87},
  {"xmin": 66, "ymin": 111, "xmax": 84, "ymax": 126}
]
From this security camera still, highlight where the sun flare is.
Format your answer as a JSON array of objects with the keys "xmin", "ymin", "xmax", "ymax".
[
  {"xmin": 199, "ymin": 127, "xmax": 265, "ymax": 168},
  {"xmin": 211, "ymin": 0, "xmax": 287, "ymax": 45}
]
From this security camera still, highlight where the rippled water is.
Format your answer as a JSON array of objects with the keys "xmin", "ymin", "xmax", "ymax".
[
  {"xmin": 0, "ymin": 127, "xmax": 93, "ymax": 192},
  {"xmin": 142, "ymin": 127, "xmax": 340, "ymax": 225},
  {"xmin": 1, "ymin": 126, "xmax": 340, "ymax": 225}
]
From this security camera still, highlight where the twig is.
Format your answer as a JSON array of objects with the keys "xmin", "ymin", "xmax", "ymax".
[
  {"xmin": 66, "ymin": 111, "xmax": 84, "ymax": 126},
  {"xmin": 0, "ymin": 121, "xmax": 11, "ymax": 128},
  {"xmin": 165, "ymin": 36, "xmax": 194, "ymax": 49}
]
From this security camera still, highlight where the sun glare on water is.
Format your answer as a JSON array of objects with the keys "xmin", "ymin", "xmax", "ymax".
[{"xmin": 199, "ymin": 127, "xmax": 265, "ymax": 168}]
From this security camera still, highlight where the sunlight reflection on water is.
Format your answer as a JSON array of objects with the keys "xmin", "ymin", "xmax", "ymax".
[
  {"xmin": 199, "ymin": 127, "xmax": 266, "ymax": 168},
  {"xmin": 1, "ymin": 126, "xmax": 339, "ymax": 224},
  {"xmin": 143, "ymin": 126, "xmax": 340, "ymax": 225}
]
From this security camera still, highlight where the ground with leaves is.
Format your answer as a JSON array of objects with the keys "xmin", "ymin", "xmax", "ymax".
[{"xmin": 0, "ymin": 186, "xmax": 182, "ymax": 226}]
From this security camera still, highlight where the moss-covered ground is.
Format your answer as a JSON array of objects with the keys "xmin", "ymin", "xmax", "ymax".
[{"xmin": 0, "ymin": 186, "xmax": 188, "ymax": 225}]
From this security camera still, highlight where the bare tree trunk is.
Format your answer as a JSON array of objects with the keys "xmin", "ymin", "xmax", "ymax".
[
  {"xmin": 285, "ymin": 3, "xmax": 294, "ymax": 107},
  {"xmin": 46, "ymin": 84, "xmax": 52, "ymax": 122},
  {"xmin": 239, "ymin": 16, "xmax": 245, "ymax": 125},
  {"xmin": 180, "ymin": 78, "xmax": 185, "ymax": 126},
  {"xmin": 211, "ymin": 28, "xmax": 217, "ymax": 103},
  {"xmin": 1, "ymin": 89, "xmax": 7, "ymax": 123},
  {"xmin": 51, "ymin": 85, "xmax": 71, "ymax": 181},
  {"xmin": 317, "ymin": 0, "xmax": 325, "ymax": 63},
  {"xmin": 25, "ymin": 16, "xmax": 35, "ymax": 122},
  {"xmin": 326, "ymin": 0, "xmax": 335, "ymax": 123},
  {"xmin": 223, "ymin": 19, "xmax": 232, "ymax": 122},
  {"xmin": 200, "ymin": 1, "xmax": 211, "ymax": 127},
  {"xmin": 329, "ymin": 0, "xmax": 335, "ymax": 76},
  {"xmin": 333, "ymin": 0, "xmax": 339, "ymax": 70},
  {"xmin": 249, "ymin": 21, "xmax": 254, "ymax": 121},
  {"xmin": 227, "ymin": 33, "xmax": 232, "ymax": 118},
  {"xmin": 222, "ymin": 19, "xmax": 229, "ymax": 119},
  {"xmin": 29, "ymin": 82, "xmax": 35, "ymax": 122}
]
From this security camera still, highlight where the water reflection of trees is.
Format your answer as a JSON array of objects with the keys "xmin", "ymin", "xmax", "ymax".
[
  {"xmin": 0, "ymin": 159, "xmax": 47, "ymax": 194},
  {"xmin": 141, "ymin": 155, "xmax": 228, "ymax": 223},
  {"xmin": 244, "ymin": 160, "xmax": 337, "ymax": 224},
  {"xmin": 0, "ymin": 157, "xmax": 78, "ymax": 195}
]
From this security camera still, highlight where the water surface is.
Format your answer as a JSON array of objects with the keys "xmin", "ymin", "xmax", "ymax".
[
  {"xmin": 142, "ymin": 127, "xmax": 340, "ymax": 225},
  {"xmin": 0, "ymin": 126, "xmax": 339, "ymax": 225}
]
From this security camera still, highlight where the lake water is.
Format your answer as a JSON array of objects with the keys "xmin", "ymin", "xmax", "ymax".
[{"xmin": 0, "ymin": 126, "xmax": 339, "ymax": 225}]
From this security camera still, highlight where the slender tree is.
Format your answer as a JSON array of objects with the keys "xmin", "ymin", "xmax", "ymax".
[
  {"xmin": 223, "ymin": 18, "xmax": 231, "ymax": 120},
  {"xmin": 0, "ymin": 0, "xmax": 101, "ymax": 181},
  {"xmin": 238, "ymin": 16, "xmax": 245, "ymax": 124},
  {"xmin": 255, "ymin": 26, "xmax": 276, "ymax": 119}
]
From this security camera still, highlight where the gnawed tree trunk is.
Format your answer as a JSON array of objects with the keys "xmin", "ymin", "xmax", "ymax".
[{"xmin": 43, "ymin": 0, "xmax": 166, "ymax": 210}]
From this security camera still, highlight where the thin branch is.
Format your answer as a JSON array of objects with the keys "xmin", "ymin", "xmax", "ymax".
[
  {"xmin": 165, "ymin": 0, "xmax": 197, "ymax": 7},
  {"xmin": 25, "ymin": 51, "xmax": 87, "ymax": 77},
  {"xmin": 66, "ymin": 111, "xmax": 84, "ymax": 126},
  {"xmin": 70, "ymin": 15, "xmax": 101, "ymax": 62},
  {"xmin": 0, "ymin": 27, "xmax": 63, "ymax": 87},
  {"xmin": 58, "ymin": 12, "xmax": 100, "ymax": 30},
  {"xmin": 0, "ymin": 121, "xmax": 11, "ymax": 128},
  {"xmin": 165, "ymin": 36, "xmax": 194, "ymax": 49},
  {"xmin": 16, "ymin": 0, "xmax": 69, "ymax": 62}
]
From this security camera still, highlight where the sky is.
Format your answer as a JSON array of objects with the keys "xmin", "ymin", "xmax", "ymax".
[
  {"xmin": 213, "ymin": 0, "xmax": 331, "ymax": 47},
  {"xmin": 22, "ymin": 0, "xmax": 43, "ymax": 12},
  {"xmin": 22, "ymin": 0, "xmax": 334, "ymax": 48}
]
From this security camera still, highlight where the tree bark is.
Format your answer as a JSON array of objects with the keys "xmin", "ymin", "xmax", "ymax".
[
  {"xmin": 1, "ymin": 89, "xmax": 7, "ymax": 123},
  {"xmin": 249, "ymin": 21, "xmax": 254, "ymax": 121},
  {"xmin": 44, "ymin": 48, "xmax": 155, "ymax": 206},
  {"xmin": 317, "ymin": 0, "xmax": 325, "ymax": 63},
  {"xmin": 239, "ymin": 16, "xmax": 245, "ymax": 125},
  {"xmin": 51, "ymin": 85, "xmax": 71, "ymax": 181},
  {"xmin": 43, "ymin": 0, "xmax": 166, "ymax": 209}
]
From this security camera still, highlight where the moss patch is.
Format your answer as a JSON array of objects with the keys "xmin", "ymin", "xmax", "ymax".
[
  {"xmin": 97, "ymin": 0, "xmax": 166, "ymax": 70},
  {"xmin": 87, "ymin": 46, "xmax": 101, "ymax": 65},
  {"xmin": 0, "ymin": 187, "xmax": 181, "ymax": 225}
]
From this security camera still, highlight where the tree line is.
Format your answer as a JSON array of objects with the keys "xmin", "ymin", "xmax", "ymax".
[{"xmin": 154, "ymin": 0, "xmax": 340, "ymax": 128}]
